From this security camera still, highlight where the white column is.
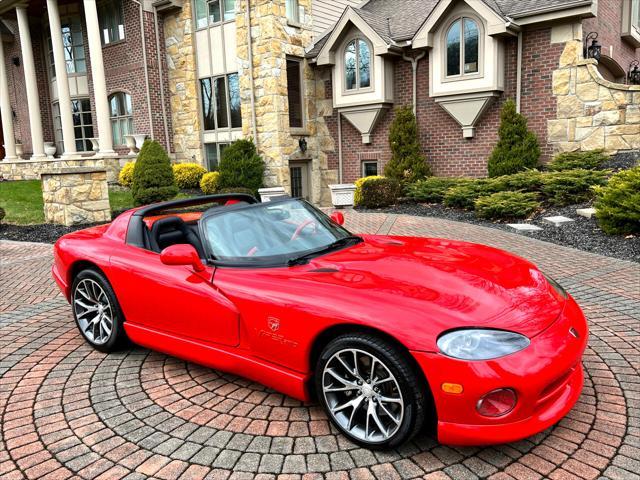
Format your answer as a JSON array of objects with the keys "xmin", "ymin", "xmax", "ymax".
[
  {"xmin": 16, "ymin": 6, "xmax": 46, "ymax": 159},
  {"xmin": 47, "ymin": 0, "xmax": 77, "ymax": 158},
  {"xmin": 83, "ymin": 0, "xmax": 114, "ymax": 155},
  {"xmin": 0, "ymin": 38, "xmax": 17, "ymax": 161}
]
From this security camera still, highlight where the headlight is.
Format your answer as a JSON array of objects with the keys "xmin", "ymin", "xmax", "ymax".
[
  {"xmin": 437, "ymin": 329, "xmax": 530, "ymax": 360},
  {"xmin": 543, "ymin": 273, "xmax": 567, "ymax": 299}
]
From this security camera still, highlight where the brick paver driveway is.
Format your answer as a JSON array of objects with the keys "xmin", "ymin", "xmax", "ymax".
[{"xmin": 1, "ymin": 211, "xmax": 639, "ymax": 480}]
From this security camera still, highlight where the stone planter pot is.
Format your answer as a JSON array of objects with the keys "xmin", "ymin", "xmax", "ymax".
[
  {"xmin": 329, "ymin": 184, "xmax": 356, "ymax": 208},
  {"xmin": 15, "ymin": 143, "xmax": 23, "ymax": 160},
  {"xmin": 123, "ymin": 135, "xmax": 137, "ymax": 155},
  {"xmin": 44, "ymin": 142, "xmax": 56, "ymax": 159},
  {"xmin": 133, "ymin": 134, "xmax": 147, "ymax": 151},
  {"xmin": 258, "ymin": 186, "xmax": 287, "ymax": 202}
]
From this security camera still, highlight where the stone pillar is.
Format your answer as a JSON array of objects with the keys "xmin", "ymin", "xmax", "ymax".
[
  {"xmin": 0, "ymin": 37, "xmax": 17, "ymax": 160},
  {"xmin": 16, "ymin": 6, "xmax": 46, "ymax": 159},
  {"xmin": 47, "ymin": 0, "xmax": 78, "ymax": 158},
  {"xmin": 83, "ymin": 0, "xmax": 114, "ymax": 155},
  {"xmin": 42, "ymin": 167, "xmax": 111, "ymax": 225}
]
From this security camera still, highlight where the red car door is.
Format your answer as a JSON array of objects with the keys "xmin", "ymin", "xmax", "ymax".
[{"xmin": 107, "ymin": 245, "xmax": 240, "ymax": 347}]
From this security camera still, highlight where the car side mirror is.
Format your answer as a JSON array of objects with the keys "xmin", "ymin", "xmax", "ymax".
[
  {"xmin": 160, "ymin": 244, "xmax": 205, "ymax": 272},
  {"xmin": 330, "ymin": 211, "xmax": 345, "ymax": 226}
]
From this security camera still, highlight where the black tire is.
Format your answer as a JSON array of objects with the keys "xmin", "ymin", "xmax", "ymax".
[
  {"xmin": 315, "ymin": 333, "xmax": 427, "ymax": 449},
  {"xmin": 71, "ymin": 268, "xmax": 127, "ymax": 353}
]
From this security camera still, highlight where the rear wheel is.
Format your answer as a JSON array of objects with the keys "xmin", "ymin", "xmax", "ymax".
[
  {"xmin": 315, "ymin": 334, "xmax": 426, "ymax": 449},
  {"xmin": 71, "ymin": 269, "xmax": 127, "ymax": 352}
]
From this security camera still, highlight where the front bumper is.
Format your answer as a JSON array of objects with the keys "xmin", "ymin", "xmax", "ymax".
[{"xmin": 412, "ymin": 295, "xmax": 588, "ymax": 446}]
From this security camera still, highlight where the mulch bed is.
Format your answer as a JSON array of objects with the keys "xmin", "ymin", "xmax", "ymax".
[{"xmin": 367, "ymin": 201, "xmax": 640, "ymax": 263}]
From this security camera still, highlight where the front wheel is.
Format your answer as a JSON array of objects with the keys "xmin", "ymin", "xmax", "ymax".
[
  {"xmin": 71, "ymin": 269, "xmax": 127, "ymax": 353},
  {"xmin": 315, "ymin": 334, "xmax": 427, "ymax": 449}
]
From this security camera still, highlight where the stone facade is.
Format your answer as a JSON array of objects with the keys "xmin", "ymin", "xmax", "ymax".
[
  {"xmin": 549, "ymin": 40, "xmax": 640, "ymax": 153},
  {"xmin": 0, "ymin": 156, "xmax": 126, "ymax": 182},
  {"xmin": 41, "ymin": 168, "xmax": 111, "ymax": 226},
  {"xmin": 236, "ymin": 0, "xmax": 336, "ymax": 205},
  {"xmin": 163, "ymin": 0, "xmax": 202, "ymax": 165}
]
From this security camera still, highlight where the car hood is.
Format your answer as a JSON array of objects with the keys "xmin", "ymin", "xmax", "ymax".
[{"xmin": 302, "ymin": 235, "xmax": 564, "ymax": 343}]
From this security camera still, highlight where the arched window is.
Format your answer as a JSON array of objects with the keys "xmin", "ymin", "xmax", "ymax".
[
  {"xmin": 446, "ymin": 17, "xmax": 480, "ymax": 77},
  {"xmin": 108, "ymin": 92, "xmax": 133, "ymax": 146},
  {"xmin": 344, "ymin": 38, "xmax": 371, "ymax": 90}
]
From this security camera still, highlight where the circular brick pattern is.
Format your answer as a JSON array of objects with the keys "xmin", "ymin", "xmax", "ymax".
[{"xmin": 1, "ymin": 212, "xmax": 638, "ymax": 480}]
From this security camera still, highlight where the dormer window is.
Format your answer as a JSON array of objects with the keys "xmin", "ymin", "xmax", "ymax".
[
  {"xmin": 344, "ymin": 38, "xmax": 371, "ymax": 90},
  {"xmin": 446, "ymin": 17, "xmax": 480, "ymax": 77}
]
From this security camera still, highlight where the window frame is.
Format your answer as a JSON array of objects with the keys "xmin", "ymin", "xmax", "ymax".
[
  {"xmin": 361, "ymin": 161, "xmax": 378, "ymax": 177},
  {"xmin": 342, "ymin": 37, "xmax": 373, "ymax": 94},
  {"xmin": 53, "ymin": 98, "xmax": 94, "ymax": 152},
  {"xmin": 204, "ymin": 142, "xmax": 230, "ymax": 170},
  {"xmin": 45, "ymin": 14, "xmax": 87, "ymax": 79},
  {"xmin": 194, "ymin": 0, "xmax": 236, "ymax": 30},
  {"xmin": 286, "ymin": 0, "xmax": 300, "ymax": 26},
  {"xmin": 199, "ymin": 73, "xmax": 242, "ymax": 132},
  {"xmin": 108, "ymin": 92, "xmax": 134, "ymax": 146},
  {"xmin": 98, "ymin": 0, "xmax": 125, "ymax": 45},
  {"xmin": 286, "ymin": 57, "xmax": 305, "ymax": 130},
  {"xmin": 442, "ymin": 14, "xmax": 484, "ymax": 83}
]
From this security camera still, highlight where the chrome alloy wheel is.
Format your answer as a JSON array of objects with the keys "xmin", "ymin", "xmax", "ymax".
[
  {"xmin": 322, "ymin": 348, "xmax": 404, "ymax": 443},
  {"xmin": 73, "ymin": 278, "xmax": 114, "ymax": 345}
]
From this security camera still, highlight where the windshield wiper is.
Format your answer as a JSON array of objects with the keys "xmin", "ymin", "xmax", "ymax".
[{"xmin": 287, "ymin": 235, "xmax": 362, "ymax": 266}]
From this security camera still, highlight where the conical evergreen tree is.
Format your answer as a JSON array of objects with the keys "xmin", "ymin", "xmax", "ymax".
[
  {"xmin": 384, "ymin": 106, "xmax": 431, "ymax": 182},
  {"xmin": 487, "ymin": 99, "xmax": 540, "ymax": 177},
  {"xmin": 131, "ymin": 139, "xmax": 179, "ymax": 206}
]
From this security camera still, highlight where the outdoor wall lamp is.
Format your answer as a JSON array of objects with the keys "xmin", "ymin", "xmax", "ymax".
[
  {"xmin": 298, "ymin": 137, "xmax": 307, "ymax": 153},
  {"xmin": 583, "ymin": 32, "xmax": 601, "ymax": 61},
  {"xmin": 629, "ymin": 61, "xmax": 640, "ymax": 85}
]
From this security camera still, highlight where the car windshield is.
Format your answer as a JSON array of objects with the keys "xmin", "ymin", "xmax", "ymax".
[{"xmin": 200, "ymin": 199, "xmax": 358, "ymax": 265}]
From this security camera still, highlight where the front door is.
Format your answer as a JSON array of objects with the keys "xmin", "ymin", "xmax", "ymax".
[
  {"xmin": 108, "ymin": 245, "xmax": 240, "ymax": 346},
  {"xmin": 290, "ymin": 161, "xmax": 310, "ymax": 200}
]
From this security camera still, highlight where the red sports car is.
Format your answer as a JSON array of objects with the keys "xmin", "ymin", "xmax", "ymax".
[{"xmin": 52, "ymin": 194, "xmax": 588, "ymax": 449}]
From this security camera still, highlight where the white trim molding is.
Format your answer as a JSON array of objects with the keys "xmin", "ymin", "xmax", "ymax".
[{"xmin": 435, "ymin": 91, "xmax": 499, "ymax": 138}]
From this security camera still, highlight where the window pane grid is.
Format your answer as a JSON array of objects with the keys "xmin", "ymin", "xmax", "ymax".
[
  {"xmin": 446, "ymin": 17, "xmax": 479, "ymax": 77},
  {"xmin": 46, "ymin": 16, "xmax": 86, "ymax": 78},
  {"xmin": 196, "ymin": 0, "xmax": 235, "ymax": 28},
  {"xmin": 205, "ymin": 142, "xmax": 230, "ymax": 170},
  {"xmin": 53, "ymin": 98, "xmax": 94, "ymax": 153},
  {"xmin": 200, "ymin": 73, "xmax": 242, "ymax": 131},
  {"xmin": 344, "ymin": 39, "xmax": 371, "ymax": 90},
  {"xmin": 108, "ymin": 92, "xmax": 133, "ymax": 146},
  {"xmin": 98, "ymin": 0, "xmax": 125, "ymax": 44},
  {"xmin": 286, "ymin": 59, "xmax": 303, "ymax": 128}
]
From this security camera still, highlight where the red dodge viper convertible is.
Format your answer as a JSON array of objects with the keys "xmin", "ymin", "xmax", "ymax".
[{"xmin": 52, "ymin": 194, "xmax": 588, "ymax": 448}]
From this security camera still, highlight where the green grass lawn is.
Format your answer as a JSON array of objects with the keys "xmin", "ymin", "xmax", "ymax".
[{"xmin": 0, "ymin": 180, "xmax": 191, "ymax": 225}]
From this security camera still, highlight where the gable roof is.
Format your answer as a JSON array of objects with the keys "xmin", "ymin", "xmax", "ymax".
[{"xmin": 307, "ymin": 0, "xmax": 593, "ymax": 58}]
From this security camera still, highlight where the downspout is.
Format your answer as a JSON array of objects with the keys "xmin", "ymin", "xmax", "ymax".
[
  {"xmin": 516, "ymin": 30, "xmax": 523, "ymax": 113},
  {"xmin": 153, "ymin": 5, "xmax": 171, "ymax": 151},
  {"xmin": 245, "ymin": 0, "xmax": 258, "ymax": 148},
  {"xmin": 135, "ymin": 0, "xmax": 155, "ymax": 139},
  {"xmin": 338, "ymin": 112, "xmax": 343, "ymax": 183},
  {"xmin": 402, "ymin": 50, "xmax": 426, "ymax": 116}
]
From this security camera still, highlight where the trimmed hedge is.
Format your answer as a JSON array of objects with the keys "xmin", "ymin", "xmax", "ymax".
[
  {"xmin": 493, "ymin": 170, "xmax": 544, "ymax": 192},
  {"xmin": 200, "ymin": 171, "xmax": 220, "ymax": 194},
  {"xmin": 488, "ymin": 99, "xmax": 540, "ymax": 177},
  {"xmin": 475, "ymin": 191, "xmax": 540, "ymax": 219},
  {"xmin": 384, "ymin": 106, "xmax": 431, "ymax": 182},
  {"xmin": 354, "ymin": 176, "xmax": 401, "ymax": 208},
  {"xmin": 443, "ymin": 179, "xmax": 503, "ymax": 209},
  {"xmin": 547, "ymin": 149, "xmax": 608, "ymax": 172},
  {"xmin": 118, "ymin": 161, "xmax": 135, "ymax": 188},
  {"xmin": 354, "ymin": 175, "xmax": 383, "ymax": 205},
  {"xmin": 541, "ymin": 169, "xmax": 609, "ymax": 206},
  {"xmin": 594, "ymin": 166, "xmax": 640, "ymax": 235},
  {"xmin": 218, "ymin": 186, "xmax": 256, "ymax": 196},
  {"xmin": 406, "ymin": 177, "xmax": 471, "ymax": 203},
  {"xmin": 131, "ymin": 140, "xmax": 178, "ymax": 206},
  {"xmin": 173, "ymin": 163, "xmax": 207, "ymax": 189},
  {"xmin": 217, "ymin": 139, "xmax": 265, "ymax": 194}
]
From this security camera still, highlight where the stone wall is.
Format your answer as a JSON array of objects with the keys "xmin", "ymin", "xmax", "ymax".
[
  {"xmin": 549, "ymin": 40, "xmax": 640, "ymax": 153},
  {"xmin": 236, "ymin": 0, "xmax": 337, "ymax": 205},
  {"xmin": 0, "ymin": 156, "xmax": 127, "ymax": 182},
  {"xmin": 163, "ymin": 0, "xmax": 202, "ymax": 164},
  {"xmin": 41, "ymin": 168, "xmax": 111, "ymax": 226}
]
